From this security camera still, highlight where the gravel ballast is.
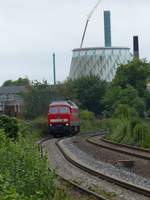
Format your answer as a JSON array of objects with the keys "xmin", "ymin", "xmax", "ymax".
[
  {"xmin": 71, "ymin": 135, "xmax": 150, "ymax": 179},
  {"xmin": 42, "ymin": 138, "xmax": 149, "ymax": 200},
  {"xmin": 61, "ymin": 137, "xmax": 150, "ymax": 191}
]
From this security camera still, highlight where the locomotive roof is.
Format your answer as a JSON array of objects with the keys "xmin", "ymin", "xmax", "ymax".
[{"xmin": 50, "ymin": 100, "xmax": 78, "ymax": 109}]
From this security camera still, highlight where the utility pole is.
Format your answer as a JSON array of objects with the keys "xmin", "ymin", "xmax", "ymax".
[{"xmin": 53, "ymin": 53, "xmax": 56, "ymax": 85}]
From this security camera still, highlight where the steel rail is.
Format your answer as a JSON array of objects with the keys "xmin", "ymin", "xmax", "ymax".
[
  {"xmin": 86, "ymin": 135, "xmax": 150, "ymax": 160},
  {"xmin": 56, "ymin": 139, "xmax": 150, "ymax": 197},
  {"xmin": 101, "ymin": 138, "xmax": 150, "ymax": 153},
  {"xmin": 57, "ymin": 175, "xmax": 107, "ymax": 200}
]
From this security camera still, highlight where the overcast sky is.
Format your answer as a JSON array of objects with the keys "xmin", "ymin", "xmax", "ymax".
[{"xmin": 0, "ymin": 0, "xmax": 149, "ymax": 85}]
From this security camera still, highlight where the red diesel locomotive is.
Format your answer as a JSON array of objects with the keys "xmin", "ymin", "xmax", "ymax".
[{"xmin": 48, "ymin": 100, "xmax": 80, "ymax": 137}]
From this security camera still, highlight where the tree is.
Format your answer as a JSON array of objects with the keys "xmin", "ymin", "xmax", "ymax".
[
  {"xmin": 49, "ymin": 75, "xmax": 108, "ymax": 115},
  {"xmin": 71, "ymin": 75, "xmax": 108, "ymax": 115},
  {"xmin": 2, "ymin": 77, "xmax": 30, "ymax": 87},
  {"xmin": 23, "ymin": 81, "xmax": 51, "ymax": 119},
  {"xmin": 21, "ymin": 76, "xmax": 108, "ymax": 119},
  {"xmin": 50, "ymin": 79, "xmax": 77, "ymax": 102},
  {"xmin": 103, "ymin": 60, "xmax": 150, "ymax": 117},
  {"xmin": 103, "ymin": 85, "xmax": 145, "ymax": 117},
  {"xmin": 113, "ymin": 59, "xmax": 150, "ymax": 96}
]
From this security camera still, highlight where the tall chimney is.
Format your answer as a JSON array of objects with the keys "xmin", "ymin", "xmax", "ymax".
[
  {"xmin": 133, "ymin": 36, "xmax": 139, "ymax": 59},
  {"xmin": 104, "ymin": 11, "xmax": 112, "ymax": 47}
]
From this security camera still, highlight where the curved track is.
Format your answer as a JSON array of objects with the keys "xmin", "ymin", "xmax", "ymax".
[
  {"xmin": 56, "ymin": 138, "xmax": 150, "ymax": 197},
  {"xmin": 39, "ymin": 135, "xmax": 150, "ymax": 199},
  {"xmin": 39, "ymin": 137, "xmax": 107, "ymax": 200},
  {"xmin": 86, "ymin": 135, "xmax": 150, "ymax": 160}
]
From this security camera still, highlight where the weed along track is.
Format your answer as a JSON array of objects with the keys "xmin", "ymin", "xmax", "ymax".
[{"xmin": 40, "ymin": 135, "xmax": 150, "ymax": 200}]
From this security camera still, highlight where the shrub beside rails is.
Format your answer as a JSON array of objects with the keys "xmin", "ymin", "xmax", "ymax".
[
  {"xmin": 0, "ymin": 115, "xmax": 18, "ymax": 139},
  {"xmin": 48, "ymin": 100, "xmax": 80, "ymax": 137}
]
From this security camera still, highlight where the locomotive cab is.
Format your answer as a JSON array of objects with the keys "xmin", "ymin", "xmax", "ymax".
[{"xmin": 48, "ymin": 101, "xmax": 80, "ymax": 137}]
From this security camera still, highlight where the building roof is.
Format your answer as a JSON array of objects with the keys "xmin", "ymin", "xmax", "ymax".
[
  {"xmin": 73, "ymin": 47, "xmax": 130, "ymax": 52},
  {"xmin": 0, "ymin": 86, "xmax": 26, "ymax": 94}
]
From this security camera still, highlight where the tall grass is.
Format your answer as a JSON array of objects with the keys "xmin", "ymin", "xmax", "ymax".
[{"xmin": 106, "ymin": 118, "xmax": 150, "ymax": 149}]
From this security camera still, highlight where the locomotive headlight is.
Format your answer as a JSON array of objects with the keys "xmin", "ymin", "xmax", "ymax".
[{"xmin": 66, "ymin": 123, "xmax": 69, "ymax": 126}]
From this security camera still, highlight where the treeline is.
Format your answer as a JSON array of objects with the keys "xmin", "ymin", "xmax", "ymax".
[
  {"xmin": 22, "ymin": 59, "xmax": 150, "ymax": 148},
  {"xmin": 103, "ymin": 59, "xmax": 150, "ymax": 148},
  {"xmin": 2, "ymin": 77, "xmax": 30, "ymax": 87},
  {"xmin": 2, "ymin": 59, "xmax": 150, "ymax": 148},
  {"xmin": 7, "ymin": 59, "xmax": 150, "ymax": 120},
  {"xmin": 22, "ymin": 77, "xmax": 107, "ymax": 119}
]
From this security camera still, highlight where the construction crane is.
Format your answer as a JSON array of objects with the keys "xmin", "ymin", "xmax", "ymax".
[{"xmin": 80, "ymin": 0, "xmax": 102, "ymax": 48}]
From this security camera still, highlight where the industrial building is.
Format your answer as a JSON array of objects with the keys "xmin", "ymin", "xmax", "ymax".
[
  {"xmin": 69, "ymin": 47, "xmax": 131, "ymax": 81},
  {"xmin": 69, "ymin": 10, "xmax": 132, "ymax": 81}
]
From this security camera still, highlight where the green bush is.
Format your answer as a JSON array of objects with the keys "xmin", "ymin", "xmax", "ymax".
[
  {"xmin": 129, "ymin": 118, "xmax": 141, "ymax": 135},
  {"xmin": 105, "ymin": 117, "xmax": 150, "ymax": 149},
  {"xmin": 79, "ymin": 110, "xmax": 108, "ymax": 133},
  {"xmin": 106, "ymin": 118, "xmax": 130, "ymax": 143},
  {"xmin": 18, "ymin": 120, "xmax": 33, "ymax": 137},
  {"xmin": 133, "ymin": 123, "xmax": 150, "ymax": 148},
  {"xmin": 80, "ymin": 110, "xmax": 95, "ymax": 121},
  {"xmin": 0, "ymin": 130, "xmax": 70, "ymax": 199},
  {"xmin": 0, "ymin": 115, "xmax": 19, "ymax": 139},
  {"xmin": 113, "ymin": 104, "xmax": 139, "ymax": 120},
  {"xmin": 30, "ymin": 117, "xmax": 48, "ymax": 136}
]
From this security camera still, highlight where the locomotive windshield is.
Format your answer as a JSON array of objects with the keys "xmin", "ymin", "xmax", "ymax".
[
  {"xmin": 49, "ymin": 107, "xmax": 58, "ymax": 114},
  {"xmin": 49, "ymin": 106, "xmax": 70, "ymax": 114},
  {"xmin": 60, "ymin": 106, "xmax": 70, "ymax": 114}
]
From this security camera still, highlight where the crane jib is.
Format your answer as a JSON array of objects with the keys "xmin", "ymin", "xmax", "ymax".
[{"xmin": 80, "ymin": 0, "xmax": 102, "ymax": 48}]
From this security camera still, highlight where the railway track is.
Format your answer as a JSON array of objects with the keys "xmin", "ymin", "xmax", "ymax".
[
  {"xmin": 39, "ymin": 136, "xmax": 150, "ymax": 199},
  {"xmin": 86, "ymin": 135, "xmax": 150, "ymax": 160},
  {"xmin": 39, "ymin": 137, "xmax": 107, "ymax": 200},
  {"xmin": 56, "ymin": 138, "xmax": 150, "ymax": 198},
  {"xmin": 56, "ymin": 175, "xmax": 106, "ymax": 200}
]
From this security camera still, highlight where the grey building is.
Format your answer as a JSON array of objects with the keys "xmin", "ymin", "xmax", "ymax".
[
  {"xmin": 69, "ymin": 47, "xmax": 132, "ymax": 81},
  {"xmin": 0, "ymin": 86, "xmax": 26, "ymax": 116}
]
